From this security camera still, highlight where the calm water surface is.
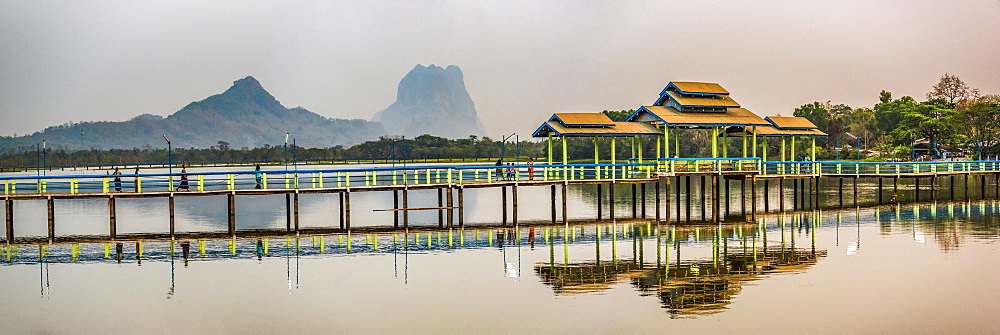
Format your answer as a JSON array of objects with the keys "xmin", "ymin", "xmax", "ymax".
[{"xmin": 2, "ymin": 166, "xmax": 1000, "ymax": 333}]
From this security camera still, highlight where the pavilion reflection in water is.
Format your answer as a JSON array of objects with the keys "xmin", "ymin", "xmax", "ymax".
[{"xmin": 535, "ymin": 222, "xmax": 827, "ymax": 318}]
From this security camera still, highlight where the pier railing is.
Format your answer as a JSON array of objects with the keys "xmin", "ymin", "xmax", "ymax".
[
  {"xmin": 7, "ymin": 159, "xmax": 1000, "ymax": 196},
  {"xmin": 0, "ymin": 162, "xmax": 663, "ymax": 195}
]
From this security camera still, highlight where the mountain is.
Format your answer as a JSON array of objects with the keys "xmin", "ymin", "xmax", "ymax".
[
  {"xmin": 0, "ymin": 76, "xmax": 386, "ymax": 152},
  {"xmin": 372, "ymin": 64, "xmax": 486, "ymax": 138}
]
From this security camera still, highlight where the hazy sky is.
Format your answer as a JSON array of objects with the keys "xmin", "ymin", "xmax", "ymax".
[{"xmin": 2, "ymin": 0, "xmax": 999, "ymax": 140}]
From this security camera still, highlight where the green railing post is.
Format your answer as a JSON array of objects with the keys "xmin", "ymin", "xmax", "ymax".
[{"xmin": 263, "ymin": 173, "xmax": 268, "ymax": 189}]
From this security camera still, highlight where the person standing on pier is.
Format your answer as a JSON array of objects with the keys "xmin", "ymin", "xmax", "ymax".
[
  {"xmin": 495, "ymin": 159, "xmax": 504, "ymax": 181},
  {"xmin": 254, "ymin": 165, "xmax": 263, "ymax": 189},
  {"xmin": 133, "ymin": 167, "xmax": 140, "ymax": 192},
  {"xmin": 176, "ymin": 165, "xmax": 189, "ymax": 191},
  {"xmin": 113, "ymin": 167, "xmax": 122, "ymax": 192},
  {"xmin": 527, "ymin": 158, "xmax": 535, "ymax": 180}
]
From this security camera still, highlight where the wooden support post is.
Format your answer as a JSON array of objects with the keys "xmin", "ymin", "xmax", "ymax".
[
  {"xmin": 109, "ymin": 196, "xmax": 116, "ymax": 240},
  {"xmin": 344, "ymin": 191, "xmax": 351, "ymax": 231},
  {"xmin": 700, "ymin": 175, "xmax": 707, "ymax": 221},
  {"xmin": 169, "ymin": 194, "xmax": 175, "ymax": 238},
  {"xmin": 750, "ymin": 176, "xmax": 757, "ymax": 221},
  {"xmin": 512, "ymin": 185, "xmax": 519, "ymax": 224},
  {"xmin": 951, "ymin": 175, "xmax": 956, "ymax": 200},
  {"xmin": 665, "ymin": 177, "xmax": 672, "ymax": 223},
  {"xmin": 402, "ymin": 188, "xmax": 409, "ymax": 228},
  {"xmin": 438, "ymin": 188, "xmax": 444, "ymax": 227},
  {"xmin": 741, "ymin": 178, "xmax": 747, "ymax": 214},
  {"xmin": 915, "ymin": 177, "xmax": 921, "ymax": 202},
  {"xmin": 853, "ymin": 177, "xmax": 859, "ymax": 206},
  {"xmin": 924, "ymin": 175, "xmax": 937, "ymax": 201},
  {"xmin": 685, "ymin": 176, "xmax": 692, "ymax": 222},
  {"xmin": 793, "ymin": 179, "xmax": 799, "ymax": 211},
  {"xmin": 502, "ymin": 186, "xmax": 508, "ymax": 226},
  {"xmin": 655, "ymin": 179, "xmax": 661, "ymax": 222},
  {"xmin": 47, "ymin": 196, "xmax": 54, "ymax": 240},
  {"xmin": 631, "ymin": 184, "xmax": 637, "ymax": 218},
  {"xmin": 285, "ymin": 194, "xmax": 291, "ymax": 232},
  {"xmin": 562, "ymin": 182, "xmax": 569, "ymax": 225},
  {"xmin": 597, "ymin": 184, "xmax": 603, "ymax": 220},
  {"xmin": 981, "ymin": 175, "xmax": 987, "ymax": 199},
  {"xmin": 878, "ymin": 178, "xmax": 883, "ymax": 204},
  {"xmin": 393, "ymin": 190, "xmax": 399, "ymax": 229},
  {"xmin": 458, "ymin": 186, "xmax": 465, "ymax": 227},
  {"xmin": 641, "ymin": 183, "xmax": 647, "ymax": 218},
  {"xmin": 839, "ymin": 178, "xmax": 845, "ymax": 207},
  {"xmin": 292, "ymin": 193, "xmax": 299, "ymax": 232},
  {"xmin": 725, "ymin": 178, "xmax": 731, "ymax": 216},
  {"xmin": 550, "ymin": 185, "xmax": 557, "ymax": 223},
  {"xmin": 447, "ymin": 186, "xmax": 454, "ymax": 228},
  {"xmin": 964, "ymin": 174, "xmax": 969, "ymax": 199},
  {"xmin": 338, "ymin": 192, "xmax": 345, "ymax": 229},
  {"xmin": 711, "ymin": 175, "xmax": 719, "ymax": 223},
  {"xmin": 763, "ymin": 179, "xmax": 770, "ymax": 212},
  {"xmin": 779, "ymin": 178, "xmax": 786, "ymax": 211},
  {"xmin": 228, "ymin": 192, "xmax": 236, "ymax": 235},
  {"xmin": 5, "ymin": 198, "xmax": 13, "ymax": 244},
  {"xmin": 609, "ymin": 182, "xmax": 616, "ymax": 221}
]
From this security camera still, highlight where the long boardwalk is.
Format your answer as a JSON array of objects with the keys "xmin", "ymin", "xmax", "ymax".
[{"xmin": 3, "ymin": 158, "xmax": 1000, "ymax": 244}]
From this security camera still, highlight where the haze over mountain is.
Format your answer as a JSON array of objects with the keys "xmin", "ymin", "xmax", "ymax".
[
  {"xmin": 0, "ymin": 77, "xmax": 385, "ymax": 152},
  {"xmin": 373, "ymin": 65, "xmax": 486, "ymax": 139}
]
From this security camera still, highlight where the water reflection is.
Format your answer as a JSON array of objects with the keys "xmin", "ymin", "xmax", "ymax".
[{"xmin": 3, "ymin": 200, "xmax": 1000, "ymax": 322}]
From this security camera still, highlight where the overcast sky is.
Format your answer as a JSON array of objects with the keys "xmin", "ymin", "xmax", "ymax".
[{"xmin": 2, "ymin": 0, "xmax": 999, "ymax": 140}]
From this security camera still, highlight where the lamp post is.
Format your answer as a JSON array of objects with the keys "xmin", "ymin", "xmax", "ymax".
[
  {"xmin": 846, "ymin": 132, "xmax": 860, "ymax": 162},
  {"xmin": 42, "ymin": 140, "xmax": 46, "ymax": 176},
  {"xmin": 501, "ymin": 133, "xmax": 516, "ymax": 162},
  {"xmin": 163, "ymin": 135, "xmax": 172, "ymax": 175},
  {"xmin": 284, "ymin": 132, "xmax": 290, "ymax": 174}
]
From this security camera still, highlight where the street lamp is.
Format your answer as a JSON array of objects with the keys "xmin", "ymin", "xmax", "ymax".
[
  {"xmin": 284, "ymin": 132, "xmax": 290, "ymax": 174},
  {"xmin": 846, "ymin": 132, "xmax": 860, "ymax": 162},
  {"xmin": 42, "ymin": 140, "xmax": 46, "ymax": 176},
  {"xmin": 501, "ymin": 133, "xmax": 516, "ymax": 162},
  {"xmin": 163, "ymin": 135, "xmax": 172, "ymax": 175}
]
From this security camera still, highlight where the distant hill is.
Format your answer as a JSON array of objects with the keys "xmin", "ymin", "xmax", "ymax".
[
  {"xmin": 372, "ymin": 64, "xmax": 486, "ymax": 138},
  {"xmin": 0, "ymin": 76, "xmax": 386, "ymax": 152}
]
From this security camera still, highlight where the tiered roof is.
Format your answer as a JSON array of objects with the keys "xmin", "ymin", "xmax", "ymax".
[{"xmin": 532, "ymin": 113, "xmax": 661, "ymax": 137}]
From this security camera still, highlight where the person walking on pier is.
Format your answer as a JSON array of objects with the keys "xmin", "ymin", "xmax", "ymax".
[
  {"xmin": 112, "ymin": 167, "xmax": 122, "ymax": 192},
  {"xmin": 176, "ymin": 165, "xmax": 189, "ymax": 191}
]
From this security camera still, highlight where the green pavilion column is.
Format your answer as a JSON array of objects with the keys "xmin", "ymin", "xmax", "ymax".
[
  {"xmin": 811, "ymin": 137, "xmax": 816, "ymax": 160},
  {"xmin": 611, "ymin": 137, "xmax": 617, "ymax": 165},
  {"xmin": 752, "ymin": 127, "xmax": 758, "ymax": 158},
  {"xmin": 593, "ymin": 138, "xmax": 599, "ymax": 164},
  {"xmin": 742, "ymin": 129, "xmax": 748, "ymax": 158},
  {"xmin": 712, "ymin": 127, "xmax": 718, "ymax": 158},
  {"xmin": 637, "ymin": 136, "xmax": 643, "ymax": 163},
  {"xmin": 664, "ymin": 126, "xmax": 670, "ymax": 158},
  {"xmin": 547, "ymin": 133, "xmax": 553, "ymax": 165},
  {"xmin": 562, "ymin": 137, "xmax": 568, "ymax": 178},
  {"xmin": 763, "ymin": 137, "xmax": 768, "ymax": 162},
  {"xmin": 791, "ymin": 136, "xmax": 798, "ymax": 173},
  {"xmin": 675, "ymin": 128, "xmax": 681, "ymax": 158},
  {"xmin": 722, "ymin": 128, "xmax": 728, "ymax": 158},
  {"xmin": 780, "ymin": 137, "xmax": 787, "ymax": 174}
]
